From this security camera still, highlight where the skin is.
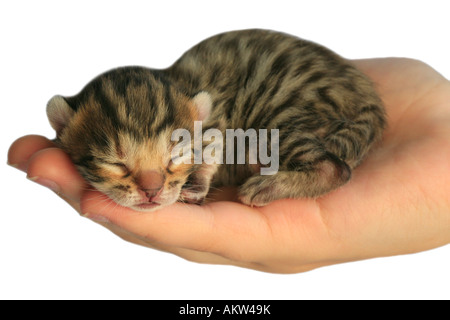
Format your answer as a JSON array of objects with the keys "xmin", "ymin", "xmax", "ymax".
[{"xmin": 7, "ymin": 58, "xmax": 450, "ymax": 273}]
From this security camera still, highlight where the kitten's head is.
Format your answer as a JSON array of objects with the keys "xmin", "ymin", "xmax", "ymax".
[{"xmin": 46, "ymin": 67, "xmax": 212, "ymax": 211}]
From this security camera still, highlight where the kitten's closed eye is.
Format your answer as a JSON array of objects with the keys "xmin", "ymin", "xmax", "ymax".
[
  {"xmin": 102, "ymin": 162, "xmax": 131, "ymax": 177},
  {"xmin": 166, "ymin": 161, "xmax": 175, "ymax": 175},
  {"xmin": 113, "ymin": 163, "xmax": 131, "ymax": 177}
]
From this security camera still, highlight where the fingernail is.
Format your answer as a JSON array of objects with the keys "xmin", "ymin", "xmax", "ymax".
[
  {"xmin": 27, "ymin": 176, "xmax": 61, "ymax": 193},
  {"xmin": 82, "ymin": 212, "xmax": 110, "ymax": 223},
  {"xmin": 7, "ymin": 161, "xmax": 18, "ymax": 168},
  {"xmin": 7, "ymin": 161, "xmax": 27, "ymax": 172}
]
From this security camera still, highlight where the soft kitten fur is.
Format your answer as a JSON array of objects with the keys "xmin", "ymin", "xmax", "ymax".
[{"xmin": 47, "ymin": 29, "xmax": 386, "ymax": 212}]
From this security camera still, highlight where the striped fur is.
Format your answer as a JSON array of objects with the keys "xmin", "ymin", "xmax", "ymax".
[{"xmin": 47, "ymin": 29, "xmax": 385, "ymax": 210}]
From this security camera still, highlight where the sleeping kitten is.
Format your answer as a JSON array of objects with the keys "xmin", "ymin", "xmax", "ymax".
[{"xmin": 47, "ymin": 29, "xmax": 385, "ymax": 211}]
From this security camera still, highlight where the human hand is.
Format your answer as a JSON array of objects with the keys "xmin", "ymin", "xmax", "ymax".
[{"xmin": 8, "ymin": 58, "xmax": 450, "ymax": 273}]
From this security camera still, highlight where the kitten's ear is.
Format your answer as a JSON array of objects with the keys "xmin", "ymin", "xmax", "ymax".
[
  {"xmin": 192, "ymin": 92, "xmax": 212, "ymax": 121},
  {"xmin": 46, "ymin": 95, "xmax": 75, "ymax": 135}
]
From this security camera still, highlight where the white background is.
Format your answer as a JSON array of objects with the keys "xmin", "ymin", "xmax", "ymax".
[{"xmin": 1, "ymin": 0, "xmax": 449, "ymax": 299}]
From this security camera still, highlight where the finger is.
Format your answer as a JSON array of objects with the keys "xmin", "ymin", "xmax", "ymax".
[
  {"xmin": 83, "ymin": 197, "xmax": 325, "ymax": 273},
  {"xmin": 80, "ymin": 190, "xmax": 272, "ymax": 261},
  {"xmin": 7, "ymin": 135, "xmax": 56, "ymax": 172},
  {"xmin": 91, "ymin": 218, "xmax": 239, "ymax": 267},
  {"xmin": 26, "ymin": 147, "xmax": 87, "ymax": 202}
]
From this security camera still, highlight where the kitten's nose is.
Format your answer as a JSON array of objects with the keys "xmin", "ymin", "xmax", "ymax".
[{"xmin": 137, "ymin": 170, "xmax": 165, "ymax": 196}]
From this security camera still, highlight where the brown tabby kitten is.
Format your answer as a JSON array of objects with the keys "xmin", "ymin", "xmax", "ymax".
[{"xmin": 47, "ymin": 29, "xmax": 385, "ymax": 211}]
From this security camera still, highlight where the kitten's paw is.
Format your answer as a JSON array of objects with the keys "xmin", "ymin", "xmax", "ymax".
[
  {"xmin": 180, "ymin": 184, "xmax": 209, "ymax": 205},
  {"xmin": 238, "ymin": 175, "xmax": 281, "ymax": 207},
  {"xmin": 180, "ymin": 163, "xmax": 217, "ymax": 205}
]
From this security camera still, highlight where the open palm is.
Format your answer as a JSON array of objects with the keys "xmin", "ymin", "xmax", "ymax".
[{"xmin": 8, "ymin": 58, "xmax": 450, "ymax": 273}]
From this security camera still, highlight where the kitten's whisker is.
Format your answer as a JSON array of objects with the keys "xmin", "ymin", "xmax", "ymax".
[
  {"xmin": 98, "ymin": 197, "xmax": 117, "ymax": 215},
  {"xmin": 81, "ymin": 187, "xmax": 99, "ymax": 192},
  {"xmin": 84, "ymin": 193, "xmax": 110, "ymax": 202}
]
